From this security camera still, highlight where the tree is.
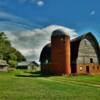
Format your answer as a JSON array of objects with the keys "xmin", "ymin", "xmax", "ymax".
[
  {"xmin": 0, "ymin": 32, "xmax": 26, "ymax": 67},
  {"xmin": 0, "ymin": 32, "xmax": 11, "ymax": 59},
  {"xmin": 8, "ymin": 47, "xmax": 26, "ymax": 62},
  {"xmin": 8, "ymin": 53, "xmax": 17, "ymax": 67}
]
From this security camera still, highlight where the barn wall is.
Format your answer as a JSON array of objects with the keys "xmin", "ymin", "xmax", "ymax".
[
  {"xmin": 41, "ymin": 64, "xmax": 52, "ymax": 74},
  {"xmin": 77, "ymin": 64, "xmax": 100, "ymax": 74},
  {"xmin": 77, "ymin": 39, "xmax": 99, "ymax": 64},
  {"xmin": 76, "ymin": 38, "xmax": 100, "ymax": 74},
  {"xmin": 40, "ymin": 32, "xmax": 100, "ymax": 75}
]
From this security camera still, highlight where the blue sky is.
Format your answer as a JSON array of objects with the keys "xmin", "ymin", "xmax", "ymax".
[{"xmin": 0, "ymin": 0, "xmax": 100, "ymax": 60}]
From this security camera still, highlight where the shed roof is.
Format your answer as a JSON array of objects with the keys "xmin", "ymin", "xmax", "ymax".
[
  {"xmin": 0, "ymin": 60, "xmax": 8, "ymax": 66},
  {"xmin": 17, "ymin": 61, "xmax": 39, "ymax": 67},
  {"xmin": 17, "ymin": 62, "xmax": 30, "ymax": 66}
]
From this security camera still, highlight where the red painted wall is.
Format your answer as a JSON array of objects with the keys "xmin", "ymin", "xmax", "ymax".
[
  {"xmin": 51, "ymin": 36, "xmax": 71, "ymax": 75},
  {"xmin": 76, "ymin": 64, "xmax": 100, "ymax": 74}
]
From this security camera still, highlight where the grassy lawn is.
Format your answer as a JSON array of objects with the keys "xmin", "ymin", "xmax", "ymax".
[{"xmin": 0, "ymin": 70, "xmax": 100, "ymax": 100}]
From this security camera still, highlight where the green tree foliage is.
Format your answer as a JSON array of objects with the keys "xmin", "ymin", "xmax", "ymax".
[
  {"xmin": 8, "ymin": 47, "xmax": 26, "ymax": 62},
  {"xmin": 0, "ymin": 32, "xmax": 11, "ymax": 59},
  {"xmin": 8, "ymin": 53, "xmax": 17, "ymax": 67},
  {"xmin": 8, "ymin": 60, "xmax": 17, "ymax": 67},
  {"xmin": 0, "ymin": 32, "xmax": 26, "ymax": 67}
]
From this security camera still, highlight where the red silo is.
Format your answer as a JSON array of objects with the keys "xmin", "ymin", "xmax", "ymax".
[{"xmin": 51, "ymin": 29, "xmax": 71, "ymax": 75}]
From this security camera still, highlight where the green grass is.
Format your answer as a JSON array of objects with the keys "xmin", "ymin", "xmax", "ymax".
[{"xmin": 0, "ymin": 70, "xmax": 100, "ymax": 100}]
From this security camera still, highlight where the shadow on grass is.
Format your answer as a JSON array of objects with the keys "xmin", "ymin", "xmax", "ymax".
[{"xmin": 15, "ymin": 71, "xmax": 52, "ymax": 78}]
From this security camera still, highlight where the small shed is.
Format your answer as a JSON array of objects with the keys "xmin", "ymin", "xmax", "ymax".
[
  {"xmin": 0, "ymin": 60, "xmax": 8, "ymax": 72},
  {"xmin": 17, "ymin": 61, "xmax": 39, "ymax": 70},
  {"xmin": 17, "ymin": 62, "xmax": 30, "ymax": 69}
]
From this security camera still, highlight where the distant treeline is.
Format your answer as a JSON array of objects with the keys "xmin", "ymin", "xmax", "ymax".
[{"xmin": 0, "ymin": 32, "xmax": 26, "ymax": 67}]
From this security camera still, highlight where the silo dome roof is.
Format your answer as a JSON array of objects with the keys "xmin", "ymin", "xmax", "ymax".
[{"xmin": 51, "ymin": 29, "xmax": 69, "ymax": 37}]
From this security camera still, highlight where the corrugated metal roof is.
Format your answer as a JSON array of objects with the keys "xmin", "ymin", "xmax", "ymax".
[{"xmin": 17, "ymin": 62, "xmax": 30, "ymax": 66}]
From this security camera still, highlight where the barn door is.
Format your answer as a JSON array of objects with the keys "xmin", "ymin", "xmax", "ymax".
[{"xmin": 86, "ymin": 66, "xmax": 89, "ymax": 74}]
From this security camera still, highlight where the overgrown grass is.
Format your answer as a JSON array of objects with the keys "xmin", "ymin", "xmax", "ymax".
[{"xmin": 0, "ymin": 70, "xmax": 100, "ymax": 100}]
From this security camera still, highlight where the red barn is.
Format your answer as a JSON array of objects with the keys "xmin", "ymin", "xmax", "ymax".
[{"xmin": 40, "ymin": 29, "xmax": 100, "ymax": 75}]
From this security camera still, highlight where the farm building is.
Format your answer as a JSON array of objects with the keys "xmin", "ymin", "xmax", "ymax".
[
  {"xmin": 0, "ymin": 60, "xmax": 8, "ymax": 72},
  {"xmin": 17, "ymin": 61, "xmax": 39, "ymax": 70},
  {"xmin": 40, "ymin": 29, "xmax": 100, "ymax": 75}
]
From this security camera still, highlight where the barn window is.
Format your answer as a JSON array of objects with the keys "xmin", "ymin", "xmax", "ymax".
[
  {"xmin": 80, "ymin": 66, "xmax": 83, "ymax": 71},
  {"xmin": 90, "ymin": 58, "xmax": 93, "ymax": 63}
]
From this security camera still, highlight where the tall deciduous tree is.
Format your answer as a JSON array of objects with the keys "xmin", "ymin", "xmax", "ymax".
[{"xmin": 0, "ymin": 32, "xmax": 26, "ymax": 67}]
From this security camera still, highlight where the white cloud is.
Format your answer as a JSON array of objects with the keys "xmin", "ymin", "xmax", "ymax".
[
  {"xmin": 6, "ymin": 25, "xmax": 77, "ymax": 61},
  {"xmin": 20, "ymin": 25, "xmax": 78, "ymax": 38},
  {"xmin": 37, "ymin": 0, "xmax": 44, "ymax": 7},
  {"xmin": 0, "ymin": 0, "xmax": 44, "ymax": 6},
  {"xmin": 18, "ymin": 48, "xmax": 34, "ymax": 56},
  {"xmin": 90, "ymin": 10, "xmax": 96, "ymax": 16},
  {"xmin": 4, "ymin": 31, "xmax": 18, "ymax": 42},
  {"xmin": 18, "ymin": 0, "xmax": 44, "ymax": 7}
]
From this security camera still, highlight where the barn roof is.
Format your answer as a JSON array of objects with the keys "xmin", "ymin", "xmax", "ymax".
[
  {"xmin": 71, "ymin": 32, "xmax": 100, "ymax": 63},
  {"xmin": 39, "ymin": 43, "xmax": 51, "ymax": 63},
  {"xmin": 40, "ymin": 32, "xmax": 100, "ymax": 64}
]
